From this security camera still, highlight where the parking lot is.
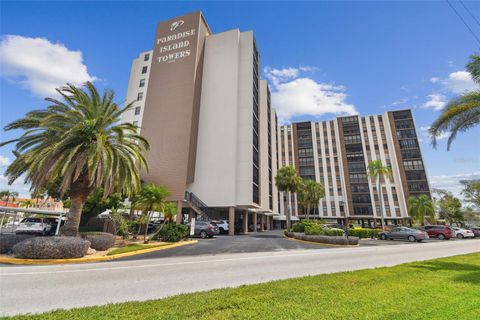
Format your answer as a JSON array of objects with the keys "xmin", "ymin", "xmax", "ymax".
[{"xmin": 116, "ymin": 230, "xmax": 480, "ymax": 261}]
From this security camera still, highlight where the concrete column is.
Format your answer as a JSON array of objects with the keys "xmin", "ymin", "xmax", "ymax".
[
  {"xmin": 266, "ymin": 215, "xmax": 271, "ymax": 230},
  {"xmin": 253, "ymin": 212, "xmax": 257, "ymax": 232},
  {"xmin": 261, "ymin": 215, "xmax": 265, "ymax": 231},
  {"xmin": 228, "ymin": 207, "xmax": 235, "ymax": 236},
  {"xmin": 242, "ymin": 210, "xmax": 249, "ymax": 234},
  {"xmin": 189, "ymin": 209, "xmax": 195, "ymax": 222},
  {"xmin": 176, "ymin": 201, "xmax": 183, "ymax": 224}
]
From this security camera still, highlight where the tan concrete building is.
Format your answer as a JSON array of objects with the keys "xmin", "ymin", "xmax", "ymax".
[{"xmin": 122, "ymin": 12, "xmax": 279, "ymax": 234}]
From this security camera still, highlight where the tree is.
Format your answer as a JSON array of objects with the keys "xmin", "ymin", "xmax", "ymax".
[
  {"xmin": 367, "ymin": 160, "xmax": 392, "ymax": 230},
  {"xmin": 0, "ymin": 190, "xmax": 19, "ymax": 206},
  {"xmin": 20, "ymin": 199, "xmax": 35, "ymax": 208},
  {"xmin": 408, "ymin": 195, "xmax": 435, "ymax": 225},
  {"xmin": 133, "ymin": 184, "xmax": 170, "ymax": 243},
  {"xmin": 429, "ymin": 54, "xmax": 480, "ymax": 150},
  {"xmin": 80, "ymin": 188, "xmax": 125, "ymax": 225},
  {"xmin": 0, "ymin": 82, "xmax": 150, "ymax": 236},
  {"xmin": 435, "ymin": 189, "xmax": 465, "ymax": 226},
  {"xmin": 460, "ymin": 179, "xmax": 480, "ymax": 209},
  {"xmin": 31, "ymin": 189, "xmax": 47, "ymax": 208},
  {"xmin": 275, "ymin": 166, "xmax": 302, "ymax": 231},
  {"xmin": 298, "ymin": 179, "xmax": 325, "ymax": 220}
]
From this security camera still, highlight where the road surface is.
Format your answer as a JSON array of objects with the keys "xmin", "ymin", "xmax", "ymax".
[{"xmin": 1, "ymin": 239, "xmax": 479, "ymax": 316}]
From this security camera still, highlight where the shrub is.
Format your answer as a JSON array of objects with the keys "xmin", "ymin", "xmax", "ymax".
[
  {"xmin": 324, "ymin": 228, "xmax": 344, "ymax": 236},
  {"xmin": 80, "ymin": 232, "xmax": 116, "ymax": 250},
  {"xmin": 292, "ymin": 223, "xmax": 305, "ymax": 233},
  {"xmin": 293, "ymin": 233, "xmax": 359, "ymax": 245},
  {"xmin": 304, "ymin": 223, "xmax": 324, "ymax": 235},
  {"xmin": 348, "ymin": 228, "xmax": 381, "ymax": 239},
  {"xmin": 153, "ymin": 223, "xmax": 188, "ymax": 242},
  {"xmin": 0, "ymin": 234, "xmax": 36, "ymax": 254},
  {"xmin": 13, "ymin": 237, "xmax": 90, "ymax": 259}
]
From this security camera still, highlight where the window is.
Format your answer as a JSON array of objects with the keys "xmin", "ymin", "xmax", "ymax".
[
  {"xmin": 134, "ymin": 107, "xmax": 141, "ymax": 115},
  {"xmin": 139, "ymin": 79, "xmax": 145, "ymax": 87},
  {"xmin": 403, "ymin": 160, "xmax": 424, "ymax": 171},
  {"xmin": 144, "ymin": 53, "xmax": 150, "ymax": 61},
  {"xmin": 137, "ymin": 92, "xmax": 143, "ymax": 101},
  {"xmin": 142, "ymin": 66, "xmax": 148, "ymax": 74}
]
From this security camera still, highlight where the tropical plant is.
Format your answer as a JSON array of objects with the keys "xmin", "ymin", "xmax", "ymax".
[
  {"xmin": 275, "ymin": 166, "xmax": 302, "ymax": 231},
  {"xmin": 429, "ymin": 54, "xmax": 480, "ymax": 150},
  {"xmin": 31, "ymin": 189, "xmax": 47, "ymax": 208},
  {"xmin": 408, "ymin": 194, "xmax": 435, "ymax": 225},
  {"xmin": 367, "ymin": 160, "xmax": 392, "ymax": 230},
  {"xmin": 435, "ymin": 189, "xmax": 465, "ymax": 226},
  {"xmin": 20, "ymin": 199, "xmax": 35, "ymax": 208},
  {"xmin": 0, "ymin": 190, "xmax": 19, "ymax": 206},
  {"xmin": 298, "ymin": 179, "xmax": 325, "ymax": 220},
  {"xmin": 133, "ymin": 184, "xmax": 170, "ymax": 243},
  {"xmin": 0, "ymin": 82, "xmax": 149, "ymax": 236},
  {"xmin": 80, "ymin": 188, "xmax": 125, "ymax": 225},
  {"xmin": 460, "ymin": 179, "xmax": 480, "ymax": 209}
]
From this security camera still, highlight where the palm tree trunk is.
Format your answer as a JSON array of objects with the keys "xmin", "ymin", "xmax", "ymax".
[
  {"xmin": 144, "ymin": 205, "xmax": 153, "ymax": 243},
  {"xmin": 286, "ymin": 191, "xmax": 292, "ymax": 232},
  {"xmin": 61, "ymin": 177, "xmax": 90, "ymax": 237},
  {"xmin": 378, "ymin": 179, "xmax": 386, "ymax": 231}
]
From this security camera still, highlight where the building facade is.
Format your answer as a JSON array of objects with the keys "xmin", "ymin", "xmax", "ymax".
[
  {"xmin": 122, "ymin": 12, "xmax": 279, "ymax": 234},
  {"xmin": 277, "ymin": 109, "xmax": 431, "ymax": 227}
]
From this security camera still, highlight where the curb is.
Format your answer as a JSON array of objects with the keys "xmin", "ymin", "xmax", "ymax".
[
  {"xmin": 0, "ymin": 240, "xmax": 198, "ymax": 265},
  {"xmin": 284, "ymin": 235, "xmax": 360, "ymax": 247}
]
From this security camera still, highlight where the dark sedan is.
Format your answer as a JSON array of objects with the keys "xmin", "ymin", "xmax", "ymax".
[{"xmin": 379, "ymin": 227, "xmax": 429, "ymax": 242}]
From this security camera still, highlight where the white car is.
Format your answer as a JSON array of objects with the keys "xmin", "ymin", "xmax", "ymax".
[
  {"xmin": 213, "ymin": 220, "xmax": 229, "ymax": 234},
  {"xmin": 452, "ymin": 227, "xmax": 475, "ymax": 239},
  {"xmin": 15, "ymin": 217, "xmax": 55, "ymax": 235}
]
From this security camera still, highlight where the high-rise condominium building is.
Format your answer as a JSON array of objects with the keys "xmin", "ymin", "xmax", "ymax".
[
  {"xmin": 123, "ymin": 12, "xmax": 431, "ymax": 233},
  {"xmin": 277, "ymin": 109, "xmax": 431, "ymax": 227},
  {"xmin": 122, "ymin": 12, "xmax": 279, "ymax": 234}
]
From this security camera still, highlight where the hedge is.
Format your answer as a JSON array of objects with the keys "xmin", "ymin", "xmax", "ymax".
[
  {"xmin": 153, "ymin": 224, "xmax": 189, "ymax": 242},
  {"xmin": 0, "ymin": 234, "xmax": 36, "ymax": 254},
  {"xmin": 293, "ymin": 233, "xmax": 359, "ymax": 245},
  {"xmin": 347, "ymin": 228, "xmax": 381, "ymax": 239},
  {"xmin": 13, "ymin": 236, "xmax": 90, "ymax": 259},
  {"xmin": 80, "ymin": 232, "xmax": 116, "ymax": 250}
]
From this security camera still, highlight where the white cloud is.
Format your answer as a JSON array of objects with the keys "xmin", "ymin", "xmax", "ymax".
[
  {"xmin": 381, "ymin": 97, "xmax": 409, "ymax": 109},
  {"xmin": 430, "ymin": 77, "xmax": 440, "ymax": 83},
  {"xmin": 420, "ymin": 126, "xmax": 450, "ymax": 142},
  {"xmin": 0, "ymin": 175, "xmax": 31, "ymax": 198},
  {"xmin": 443, "ymin": 71, "xmax": 477, "ymax": 94},
  {"xmin": 264, "ymin": 66, "xmax": 357, "ymax": 123},
  {"xmin": 421, "ymin": 93, "xmax": 447, "ymax": 111},
  {"xmin": 0, "ymin": 35, "xmax": 96, "ymax": 97},
  {"xmin": 0, "ymin": 156, "xmax": 11, "ymax": 167},
  {"xmin": 429, "ymin": 171, "xmax": 480, "ymax": 199}
]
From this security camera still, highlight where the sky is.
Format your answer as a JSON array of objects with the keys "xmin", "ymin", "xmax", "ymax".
[{"xmin": 1, "ymin": 1, "xmax": 479, "ymax": 199}]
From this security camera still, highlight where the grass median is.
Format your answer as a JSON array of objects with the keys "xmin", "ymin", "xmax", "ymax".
[{"xmin": 6, "ymin": 253, "xmax": 480, "ymax": 320}]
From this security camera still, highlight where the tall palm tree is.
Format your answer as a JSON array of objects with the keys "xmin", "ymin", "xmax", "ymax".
[
  {"xmin": 429, "ymin": 54, "xmax": 480, "ymax": 150},
  {"xmin": 275, "ymin": 166, "xmax": 302, "ymax": 231},
  {"xmin": 298, "ymin": 179, "xmax": 325, "ymax": 220},
  {"xmin": 133, "ymin": 183, "xmax": 170, "ymax": 243},
  {"xmin": 367, "ymin": 160, "xmax": 392, "ymax": 230},
  {"xmin": 0, "ymin": 82, "xmax": 150, "ymax": 236},
  {"xmin": 408, "ymin": 194, "xmax": 435, "ymax": 226}
]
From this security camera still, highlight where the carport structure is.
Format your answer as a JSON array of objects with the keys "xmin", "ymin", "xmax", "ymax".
[{"xmin": 0, "ymin": 206, "xmax": 66, "ymax": 235}]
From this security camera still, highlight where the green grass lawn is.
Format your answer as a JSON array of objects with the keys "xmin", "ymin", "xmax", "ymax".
[
  {"xmin": 106, "ymin": 243, "xmax": 167, "ymax": 256},
  {"xmin": 6, "ymin": 253, "xmax": 480, "ymax": 320}
]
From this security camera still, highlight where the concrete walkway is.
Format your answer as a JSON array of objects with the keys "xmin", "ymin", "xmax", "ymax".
[{"xmin": 1, "ymin": 238, "xmax": 478, "ymax": 316}]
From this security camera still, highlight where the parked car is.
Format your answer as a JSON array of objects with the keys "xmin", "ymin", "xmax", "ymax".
[
  {"xmin": 469, "ymin": 227, "xmax": 480, "ymax": 238},
  {"xmin": 15, "ymin": 217, "xmax": 55, "ymax": 235},
  {"xmin": 213, "ymin": 220, "xmax": 229, "ymax": 234},
  {"xmin": 452, "ymin": 227, "xmax": 475, "ymax": 239},
  {"xmin": 379, "ymin": 227, "xmax": 429, "ymax": 242},
  {"xmin": 190, "ymin": 220, "xmax": 219, "ymax": 239},
  {"xmin": 420, "ymin": 225, "xmax": 454, "ymax": 240}
]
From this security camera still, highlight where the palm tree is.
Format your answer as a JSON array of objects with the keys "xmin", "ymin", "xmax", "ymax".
[
  {"xmin": 298, "ymin": 179, "xmax": 325, "ymax": 220},
  {"xmin": 133, "ymin": 184, "xmax": 170, "ymax": 243},
  {"xmin": 408, "ymin": 195, "xmax": 435, "ymax": 226},
  {"xmin": 367, "ymin": 160, "xmax": 392, "ymax": 230},
  {"xmin": 0, "ymin": 82, "xmax": 150, "ymax": 236},
  {"xmin": 275, "ymin": 166, "xmax": 302, "ymax": 231},
  {"xmin": 0, "ymin": 190, "xmax": 19, "ymax": 206},
  {"xmin": 20, "ymin": 199, "xmax": 35, "ymax": 208},
  {"xmin": 429, "ymin": 54, "xmax": 480, "ymax": 150}
]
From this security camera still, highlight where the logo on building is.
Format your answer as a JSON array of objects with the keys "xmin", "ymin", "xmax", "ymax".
[{"xmin": 170, "ymin": 20, "xmax": 184, "ymax": 31}]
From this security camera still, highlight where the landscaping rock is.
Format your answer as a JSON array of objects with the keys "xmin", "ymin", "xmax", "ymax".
[
  {"xmin": 13, "ymin": 237, "xmax": 91, "ymax": 259},
  {"xmin": 86, "ymin": 247, "xmax": 96, "ymax": 255},
  {"xmin": 0, "ymin": 234, "xmax": 37, "ymax": 254},
  {"xmin": 80, "ymin": 232, "xmax": 116, "ymax": 251}
]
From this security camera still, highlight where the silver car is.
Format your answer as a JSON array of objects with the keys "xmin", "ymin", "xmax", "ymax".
[{"xmin": 379, "ymin": 227, "xmax": 429, "ymax": 242}]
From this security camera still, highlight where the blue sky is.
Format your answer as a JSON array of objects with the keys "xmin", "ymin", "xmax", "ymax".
[{"xmin": 1, "ymin": 1, "xmax": 479, "ymax": 198}]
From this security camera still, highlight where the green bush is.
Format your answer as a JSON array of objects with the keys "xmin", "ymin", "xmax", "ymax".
[
  {"xmin": 293, "ymin": 219, "xmax": 324, "ymax": 233},
  {"xmin": 292, "ymin": 223, "xmax": 305, "ymax": 232},
  {"xmin": 153, "ymin": 223, "xmax": 188, "ymax": 242},
  {"xmin": 304, "ymin": 223, "xmax": 325, "ymax": 235},
  {"xmin": 324, "ymin": 228, "xmax": 344, "ymax": 236},
  {"xmin": 348, "ymin": 228, "xmax": 381, "ymax": 239}
]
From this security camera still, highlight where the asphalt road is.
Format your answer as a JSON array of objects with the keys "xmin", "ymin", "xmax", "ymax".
[{"xmin": 1, "ymin": 239, "xmax": 479, "ymax": 316}]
